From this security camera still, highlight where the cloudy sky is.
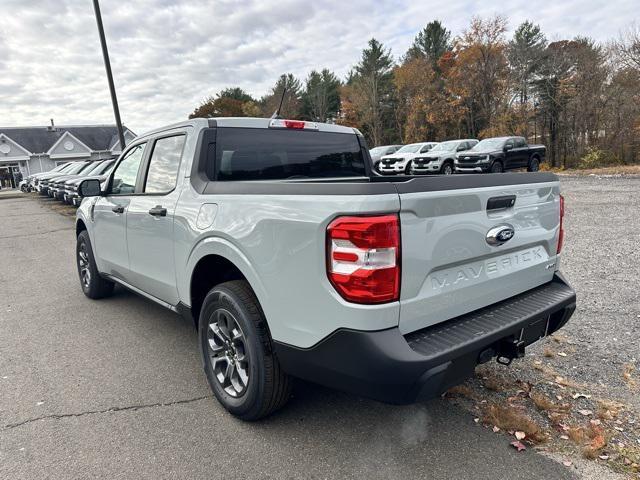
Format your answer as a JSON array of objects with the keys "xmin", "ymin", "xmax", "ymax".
[{"xmin": 1, "ymin": 0, "xmax": 637, "ymax": 134}]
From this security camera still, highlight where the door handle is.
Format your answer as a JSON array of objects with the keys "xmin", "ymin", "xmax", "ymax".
[
  {"xmin": 148, "ymin": 205, "xmax": 167, "ymax": 217},
  {"xmin": 112, "ymin": 205, "xmax": 125, "ymax": 214},
  {"xmin": 487, "ymin": 195, "xmax": 516, "ymax": 211}
]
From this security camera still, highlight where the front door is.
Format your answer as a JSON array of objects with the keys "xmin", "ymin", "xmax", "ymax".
[
  {"xmin": 513, "ymin": 138, "xmax": 529, "ymax": 168},
  {"xmin": 93, "ymin": 142, "xmax": 147, "ymax": 280},
  {"xmin": 126, "ymin": 133, "xmax": 186, "ymax": 305},
  {"xmin": 503, "ymin": 139, "xmax": 517, "ymax": 169}
]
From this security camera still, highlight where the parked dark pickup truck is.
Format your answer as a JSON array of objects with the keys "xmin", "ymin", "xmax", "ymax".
[{"xmin": 455, "ymin": 136, "xmax": 546, "ymax": 174}]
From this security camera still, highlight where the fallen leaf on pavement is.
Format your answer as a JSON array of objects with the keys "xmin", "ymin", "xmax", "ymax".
[
  {"xmin": 510, "ymin": 441, "xmax": 526, "ymax": 452},
  {"xmin": 562, "ymin": 460, "xmax": 572, "ymax": 467},
  {"xmin": 492, "ymin": 426, "xmax": 500, "ymax": 433},
  {"xmin": 560, "ymin": 435, "xmax": 569, "ymax": 440},
  {"xmin": 598, "ymin": 455, "xmax": 609, "ymax": 460},
  {"xmin": 590, "ymin": 434, "xmax": 606, "ymax": 450},
  {"xmin": 515, "ymin": 431, "xmax": 526, "ymax": 440},
  {"xmin": 557, "ymin": 352, "xmax": 567, "ymax": 357},
  {"xmin": 578, "ymin": 409, "xmax": 593, "ymax": 416}
]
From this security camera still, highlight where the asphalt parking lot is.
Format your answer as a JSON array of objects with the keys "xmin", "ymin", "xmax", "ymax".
[{"xmin": 1, "ymin": 176, "xmax": 638, "ymax": 480}]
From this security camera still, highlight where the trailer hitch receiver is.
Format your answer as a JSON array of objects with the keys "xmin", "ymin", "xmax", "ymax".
[{"xmin": 496, "ymin": 337, "xmax": 525, "ymax": 366}]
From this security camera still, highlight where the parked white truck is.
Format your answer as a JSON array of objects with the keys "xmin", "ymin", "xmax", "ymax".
[{"xmin": 75, "ymin": 117, "xmax": 576, "ymax": 420}]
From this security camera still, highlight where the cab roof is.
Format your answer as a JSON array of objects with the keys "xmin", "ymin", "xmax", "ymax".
[{"xmin": 138, "ymin": 117, "xmax": 360, "ymax": 139}]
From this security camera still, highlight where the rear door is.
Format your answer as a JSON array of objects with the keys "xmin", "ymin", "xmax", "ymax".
[
  {"xmin": 125, "ymin": 132, "xmax": 187, "ymax": 305},
  {"xmin": 396, "ymin": 175, "xmax": 561, "ymax": 334}
]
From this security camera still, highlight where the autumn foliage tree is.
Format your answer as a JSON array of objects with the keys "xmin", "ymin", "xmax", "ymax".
[
  {"xmin": 189, "ymin": 87, "xmax": 259, "ymax": 118},
  {"xmin": 190, "ymin": 17, "xmax": 640, "ymax": 166}
]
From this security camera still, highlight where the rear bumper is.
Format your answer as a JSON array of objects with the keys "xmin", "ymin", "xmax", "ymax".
[{"xmin": 274, "ymin": 273, "xmax": 576, "ymax": 404}]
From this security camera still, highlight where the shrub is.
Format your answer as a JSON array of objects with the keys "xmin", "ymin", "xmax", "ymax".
[{"xmin": 578, "ymin": 148, "xmax": 622, "ymax": 169}]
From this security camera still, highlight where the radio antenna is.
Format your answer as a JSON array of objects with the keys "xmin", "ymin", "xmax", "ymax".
[{"xmin": 271, "ymin": 86, "xmax": 288, "ymax": 119}]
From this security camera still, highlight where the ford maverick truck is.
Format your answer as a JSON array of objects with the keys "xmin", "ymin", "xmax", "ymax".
[{"xmin": 75, "ymin": 117, "xmax": 575, "ymax": 420}]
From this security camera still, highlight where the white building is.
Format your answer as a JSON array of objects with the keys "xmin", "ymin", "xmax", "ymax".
[{"xmin": 0, "ymin": 122, "xmax": 135, "ymax": 188}]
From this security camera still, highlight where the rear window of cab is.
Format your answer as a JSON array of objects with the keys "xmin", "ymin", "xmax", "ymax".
[{"xmin": 209, "ymin": 128, "xmax": 366, "ymax": 181}]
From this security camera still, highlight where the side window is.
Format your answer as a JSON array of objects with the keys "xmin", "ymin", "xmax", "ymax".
[
  {"xmin": 111, "ymin": 143, "xmax": 146, "ymax": 195},
  {"xmin": 505, "ymin": 140, "xmax": 514, "ymax": 149},
  {"xmin": 515, "ymin": 138, "xmax": 526, "ymax": 148},
  {"xmin": 420, "ymin": 145, "xmax": 431, "ymax": 153},
  {"xmin": 144, "ymin": 135, "xmax": 186, "ymax": 194}
]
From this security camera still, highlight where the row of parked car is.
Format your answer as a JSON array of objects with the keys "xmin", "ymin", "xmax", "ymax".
[
  {"xmin": 22, "ymin": 158, "xmax": 116, "ymax": 205},
  {"xmin": 370, "ymin": 136, "xmax": 546, "ymax": 175}
]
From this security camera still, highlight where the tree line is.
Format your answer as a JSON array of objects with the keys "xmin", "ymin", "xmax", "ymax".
[{"xmin": 189, "ymin": 17, "xmax": 640, "ymax": 168}]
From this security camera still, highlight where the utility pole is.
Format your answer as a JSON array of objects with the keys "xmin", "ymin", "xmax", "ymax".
[{"xmin": 92, "ymin": 0, "xmax": 126, "ymax": 151}]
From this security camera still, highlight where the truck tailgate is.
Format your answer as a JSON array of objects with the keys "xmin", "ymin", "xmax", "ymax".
[{"xmin": 396, "ymin": 173, "xmax": 561, "ymax": 335}]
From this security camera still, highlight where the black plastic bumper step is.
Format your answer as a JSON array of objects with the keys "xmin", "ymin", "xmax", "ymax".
[{"xmin": 404, "ymin": 279, "xmax": 576, "ymax": 360}]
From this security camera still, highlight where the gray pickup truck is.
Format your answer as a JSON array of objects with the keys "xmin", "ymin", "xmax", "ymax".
[{"xmin": 75, "ymin": 117, "xmax": 575, "ymax": 420}]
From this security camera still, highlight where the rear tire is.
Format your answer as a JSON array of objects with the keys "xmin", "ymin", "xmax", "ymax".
[
  {"xmin": 199, "ymin": 280, "xmax": 291, "ymax": 421},
  {"xmin": 490, "ymin": 161, "xmax": 504, "ymax": 173},
  {"xmin": 527, "ymin": 156, "xmax": 540, "ymax": 172},
  {"xmin": 76, "ymin": 230, "xmax": 114, "ymax": 299}
]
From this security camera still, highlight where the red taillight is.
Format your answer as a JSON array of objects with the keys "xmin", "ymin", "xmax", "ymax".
[
  {"xmin": 557, "ymin": 194, "xmax": 565, "ymax": 254},
  {"xmin": 326, "ymin": 214, "xmax": 400, "ymax": 304}
]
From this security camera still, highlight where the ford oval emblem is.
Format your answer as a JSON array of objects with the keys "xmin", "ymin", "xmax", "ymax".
[{"xmin": 486, "ymin": 224, "xmax": 515, "ymax": 246}]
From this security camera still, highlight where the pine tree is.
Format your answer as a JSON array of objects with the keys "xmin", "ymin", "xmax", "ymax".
[
  {"xmin": 261, "ymin": 74, "xmax": 303, "ymax": 118},
  {"xmin": 405, "ymin": 20, "xmax": 451, "ymax": 67},
  {"xmin": 301, "ymin": 69, "xmax": 341, "ymax": 122},
  {"xmin": 508, "ymin": 21, "xmax": 547, "ymax": 104},
  {"xmin": 349, "ymin": 38, "xmax": 396, "ymax": 146}
]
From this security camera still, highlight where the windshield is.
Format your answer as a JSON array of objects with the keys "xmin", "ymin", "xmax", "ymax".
[
  {"xmin": 93, "ymin": 160, "xmax": 115, "ymax": 175},
  {"xmin": 472, "ymin": 139, "xmax": 505, "ymax": 151},
  {"xmin": 430, "ymin": 141, "xmax": 459, "ymax": 152},
  {"xmin": 54, "ymin": 163, "xmax": 74, "ymax": 173},
  {"xmin": 396, "ymin": 144, "xmax": 422, "ymax": 154},
  {"xmin": 83, "ymin": 161, "xmax": 106, "ymax": 175},
  {"xmin": 65, "ymin": 162, "xmax": 91, "ymax": 175},
  {"xmin": 370, "ymin": 147, "xmax": 385, "ymax": 155}
]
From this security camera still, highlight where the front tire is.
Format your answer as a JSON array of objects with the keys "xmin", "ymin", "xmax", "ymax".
[
  {"xmin": 76, "ymin": 230, "xmax": 114, "ymax": 299},
  {"xmin": 490, "ymin": 161, "xmax": 504, "ymax": 173},
  {"xmin": 199, "ymin": 280, "xmax": 291, "ymax": 421},
  {"xmin": 440, "ymin": 161, "xmax": 454, "ymax": 175}
]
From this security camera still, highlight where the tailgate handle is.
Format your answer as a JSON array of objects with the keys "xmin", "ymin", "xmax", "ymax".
[{"xmin": 487, "ymin": 195, "xmax": 516, "ymax": 211}]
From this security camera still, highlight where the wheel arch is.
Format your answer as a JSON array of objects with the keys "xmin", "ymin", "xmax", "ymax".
[
  {"xmin": 76, "ymin": 218, "xmax": 87, "ymax": 237},
  {"xmin": 185, "ymin": 240, "xmax": 268, "ymax": 330}
]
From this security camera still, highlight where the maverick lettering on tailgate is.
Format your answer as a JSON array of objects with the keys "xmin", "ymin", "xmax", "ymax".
[{"xmin": 431, "ymin": 247, "xmax": 546, "ymax": 290}]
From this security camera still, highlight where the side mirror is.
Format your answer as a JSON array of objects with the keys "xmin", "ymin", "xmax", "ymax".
[
  {"xmin": 457, "ymin": 145, "xmax": 465, "ymax": 151},
  {"xmin": 79, "ymin": 178, "xmax": 102, "ymax": 197},
  {"xmin": 504, "ymin": 144, "xmax": 513, "ymax": 152}
]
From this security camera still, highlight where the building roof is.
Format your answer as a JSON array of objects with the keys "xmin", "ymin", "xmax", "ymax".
[{"xmin": 0, "ymin": 125, "xmax": 135, "ymax": 154}]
